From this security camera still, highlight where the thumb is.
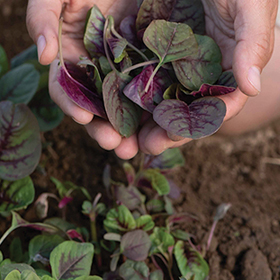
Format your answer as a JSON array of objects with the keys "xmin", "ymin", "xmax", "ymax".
[
  {"xmin": 233, "ymin": 0, "xmax": 277, "ymax": 96},
  {"xmin": 26, "ymin": 0, "xmax": 63, "ymax": 65}
]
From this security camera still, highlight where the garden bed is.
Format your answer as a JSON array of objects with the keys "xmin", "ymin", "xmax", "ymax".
[{"xmin": 1, "ymin": 1, "xmax": 280, "ymax": 279}]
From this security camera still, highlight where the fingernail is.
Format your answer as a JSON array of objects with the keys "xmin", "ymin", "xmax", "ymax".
[
  {"xmin": 37, "ymin": 35, "xmax": 46, "ymax": 61},
  {"xmin": 247, "ymin": 66, "xmax": 261, "ymax": 94},
  {"xmin": 72, "ymin": 117, "xmax": 86, "ymax": 125}
]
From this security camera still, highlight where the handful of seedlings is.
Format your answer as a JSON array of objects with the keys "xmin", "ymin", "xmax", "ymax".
[{"xmin": 58, "ymin": 0, "xmax": 237, "ymax": 139}]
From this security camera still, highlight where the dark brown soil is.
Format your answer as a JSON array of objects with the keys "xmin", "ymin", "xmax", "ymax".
[{"xmin": 1, "ymin": 1, "xmax": 280, "ymax": 279}]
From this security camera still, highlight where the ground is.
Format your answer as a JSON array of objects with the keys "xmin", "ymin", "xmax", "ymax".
[{"xmin": 1, "ymin": 1, "xmax": 280, "ymax": 279}]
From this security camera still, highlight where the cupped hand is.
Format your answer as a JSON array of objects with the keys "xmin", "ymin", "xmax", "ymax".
[
  {"xmin": 138, "ymin": 0, "xmax": 278, "ymax": 155},
  {"xmin": 26, "ymin": 0, "xmax": 140, "ymax": 159}
]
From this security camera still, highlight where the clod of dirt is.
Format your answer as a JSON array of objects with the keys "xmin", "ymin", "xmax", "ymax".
[{"xmin": 241, "ymin": 248, "xmax": 272, "ymax": 280}]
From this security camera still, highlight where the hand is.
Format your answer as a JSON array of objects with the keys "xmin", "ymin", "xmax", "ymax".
[
  {"xmin": 138, "ymin": 0, "xmax": 278, "ymax": 155},
  {"xmin": 26, "ymin": 0, "xmax": 140, "ymax": 160}
]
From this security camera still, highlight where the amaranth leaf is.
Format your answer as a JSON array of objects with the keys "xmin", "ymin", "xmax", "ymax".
[{"xmin": 153, "ymin": 98, "xmax": 226, "ymax": 139}]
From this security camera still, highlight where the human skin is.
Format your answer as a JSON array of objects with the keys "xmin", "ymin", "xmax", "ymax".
[{"xmin": 26, "ymin": 0, "xmax": 278, "ymax": 159}]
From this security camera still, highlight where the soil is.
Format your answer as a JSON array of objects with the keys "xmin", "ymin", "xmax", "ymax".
[{"xmin": 1, "ymin": 1, "xmax": 280, "ymax": 279}]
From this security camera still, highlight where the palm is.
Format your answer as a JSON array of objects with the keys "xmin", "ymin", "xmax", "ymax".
[
  {"xmin": 61, "ymin": 0, "xmax": 137, "ymax": 62},
  {"xmin": 202, "ymin": 0, "xmax": 237, "ymax": 70}
]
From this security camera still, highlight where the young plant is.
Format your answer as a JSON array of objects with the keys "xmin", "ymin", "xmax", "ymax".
[{"xmin": 0, "ymin": 44, "xmax": 64, "ymax": 181}]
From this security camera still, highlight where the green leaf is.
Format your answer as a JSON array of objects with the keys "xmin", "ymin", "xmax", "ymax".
[
  {"xmin": 135, "ymin": 215, "xmax": 155, "ymax": 231},
  {"xmin": 174, "ymin": 241, "xmax": 209, "ymax": 280},
  {"xmin": 3, "ymin": 270, "xmax": 21, "ymax": 280},
  {"xmin": 149, "ymin": 227, "xmax": 175, "ymax": 255},
  {"xmin": 0, "ymin": 64, "xmax": 40, "ymax": 104},
  {"xmin": 0, "ymin": 101, "xmax": 41, "ymax": 181},
  {"xmin": 119, "ymin": 260, "xmax": 149, "ymax": 280},
  {"xmin": 44, "ymin": 217, "xmax": 75, "ymax": 233},
  {"xmin": 29, "ymin": 87, "xmax": 64, "ymax": 132},
  {"xmin": 146, "ymin": 199, "xmax": 165, "ymax": 213},
  {"xmin": 172, "ymin": 34, "xmax": 222, "ymax": 91},
  {"xmin": 0, "ymin": 264, "xmax": 35, "ymax": 280},
  {"xmin": 143, "ymin": 20, "xmax": 197, "ymax": 65},
  {"xmin": 75, "ymin": 277, "xmax": 103, "ymax": 280},
  {"xmin": 0, "ymin": 250, "xmax": 3, "ymax": 262},
  {"xmin": 11, "ymin": 45, "xmax": 38, "ymax": 69},
  {"xmin": 50, "ymin": 241, "xmax": 94, "ymax": 280},
  {"xmin": 83, "ymin": 5, "xmax": 105, "ymax": 58},
  {"xmin": 21, "ymin": 271, "xmax": 41, "ymax": 280},
  {"xmin": 121, "ymin": 230, "xmax": 151, "ymax": 262},
  {"xmin": 9, "ymin": 237, "xmax": 23, "ymax": 263},
  {"xmin": 141, "ymin": 169, "xmax": 170, "ymax": 195},
  {"xmin": 0, "ymin": 212, "xmax": 67, "ymax": 246},
  {"xmin": 147, "ymin": 148, "xmax": 185, "ymax": 170},
  {"xmin": 171, "ymin": 229, "xmax": 190, "ymax": 241},
  {"xmin": 164, "ymin": 196, "xmax": 174, "ymax": 215},
  {"xmin": 104, "ymin": 204, "xmax": 136, "ymax": 233},
  {"xmin": 110, "ymin": 249, "xmax": 120, "ymax": 272},
  {"xmin": 0, "ymin": 177, "xmax": 35, "ymax": 213},
  {"xmin": 41, "ymin": 276, "xmax": 56, "ymax": 280},
  {"xmin": 99, "ymin": 56, "xmax": 112, "ymax": 76},
  {"xmin": 149, "ymin": 270, "xmax": 164, "ymax": 280},
  {"xmin": 77, "ymin": 58, "xmax": 103, "ymax": 96},
  {"xmin": 29, "ymin": 235, "xmax": 65, "ymax": 264},
  {"xmin": 35, "ymin": 270, "xmax": 52, "ymax": 278},
  {"xmin": 0, "ymin": 45, "xmax": 9, "ymax": 78}
]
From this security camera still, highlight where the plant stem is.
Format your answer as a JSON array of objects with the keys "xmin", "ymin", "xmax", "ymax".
[
  {"xmin": 144, "ymin": 63, "xmax": 162, "ymax": 93},
  {"xmin": 58, "ymin": 18, "xmax": 65, "ymax": 69},
  {"xmin": 90, "ymin": 216, "xmax": 102, "ymax": 267},
  {"xmin": 110, "ymin": 23, "xmax": 149, "ymax": 62},
  {"xmin": 206, "ymin": 220, "xmax": 217, "ymax": 251},
  {"xmin": 103, "ymin": 18, "xmax": 118, "ymax": 74},
  {"xmin": 122, "ymin": 59, "xmax": 159, "ymax": 74}
]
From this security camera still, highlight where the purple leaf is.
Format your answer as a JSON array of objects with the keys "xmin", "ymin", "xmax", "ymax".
[
  {"xmin": 57, "ymin": 62, "xmax": 106, "ymax": 119},
  {"xmin": 123, "ymin": 65, "xmax": 172, "ymax": 112},
  {"xmin": 153, "ymin": 97, "xmax": 226, "ymax": 139},
  {"xmin": 107, "ymin": 37, "xmax": 128, "ymax": 63},
  {"xmin": 0, "ymin": 101, "xmax": 41, "ymax": 181},
  {"xmin": 120, "ymin": 15, "xmax": 139, "ymax": 47},
  {"xmin": 121, "ymin": 230, "xmax": 151, "ymax": 261},
  {"xmin": 136, "ymin": 0, "xmax": 205, "ymax": 35},
  {"xmin": 167, "ymin": 179, "xmax": 181, "ymax": 200},
  {"xmin": 216, "ymin": 71, "xmax": 238, "ymax": 88},
  {"xmin": 145, "ymin": 148, "xmax": 185, "ymax": 170},
  {"xmin": 58, "ymin": 196, "xmax": 73, "ymax": 209},
  {"xmin": 102, "ymin": 71, "xmax": 142, "ymax": 137},
  {"xmin": 115, "ymin": 185, "xmax": 145, "ymax": 211},
  {"xmin": 172, "ymin": 34, "xmax": 222, "ymax": 91},
  {"xmin": 123, "ymin": 162, "xmax": 136, "ymax": 185},
  {"xmin": 191, "ymin": 83, "xmax": 236, "ymax": 98},
  {"xmin": 84, "ymin": 5, "xmax": 105, "ymax": 58},
  {"xmin": 66, "ymin": 229, "xmax": 85, "ymax": 242}
]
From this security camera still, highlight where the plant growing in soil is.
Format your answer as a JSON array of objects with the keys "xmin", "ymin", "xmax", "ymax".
[
  {"xmin": 57, "ymin": 0, "xmax": 237, "ymax": 140},
  {"xmin": 0, "ymin": 44, "xmax": 64, "ymax": 182},
  {"xmin": 0, "ymin": 147, "xmax": 229, "ymax": 280}
]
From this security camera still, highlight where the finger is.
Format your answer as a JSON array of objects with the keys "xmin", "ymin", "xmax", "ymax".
[
  {"xmin": 49, "ymin": 59, "xmax": 94, "ymax": 124},
  {"xmin": 85, "ymin": 119, "xmax": 122, "ymax": 151},
  {"xmin": 26, "ymin": 0, "xmax": 63, "ymax": 65},
  {"xmin": 139, "ymin": 119, "xmax": 191, "ymax": 155},
  {"xmin": 233, "ymin": 0, "xmax": 278, "ymax": 96},
  {"xmin": 114, "ymin": 134, "xmax": 139, "ymax": 160},
  {"xmin": 218, "ymin": 88, "xmax": 248, "ymax": 121}
]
